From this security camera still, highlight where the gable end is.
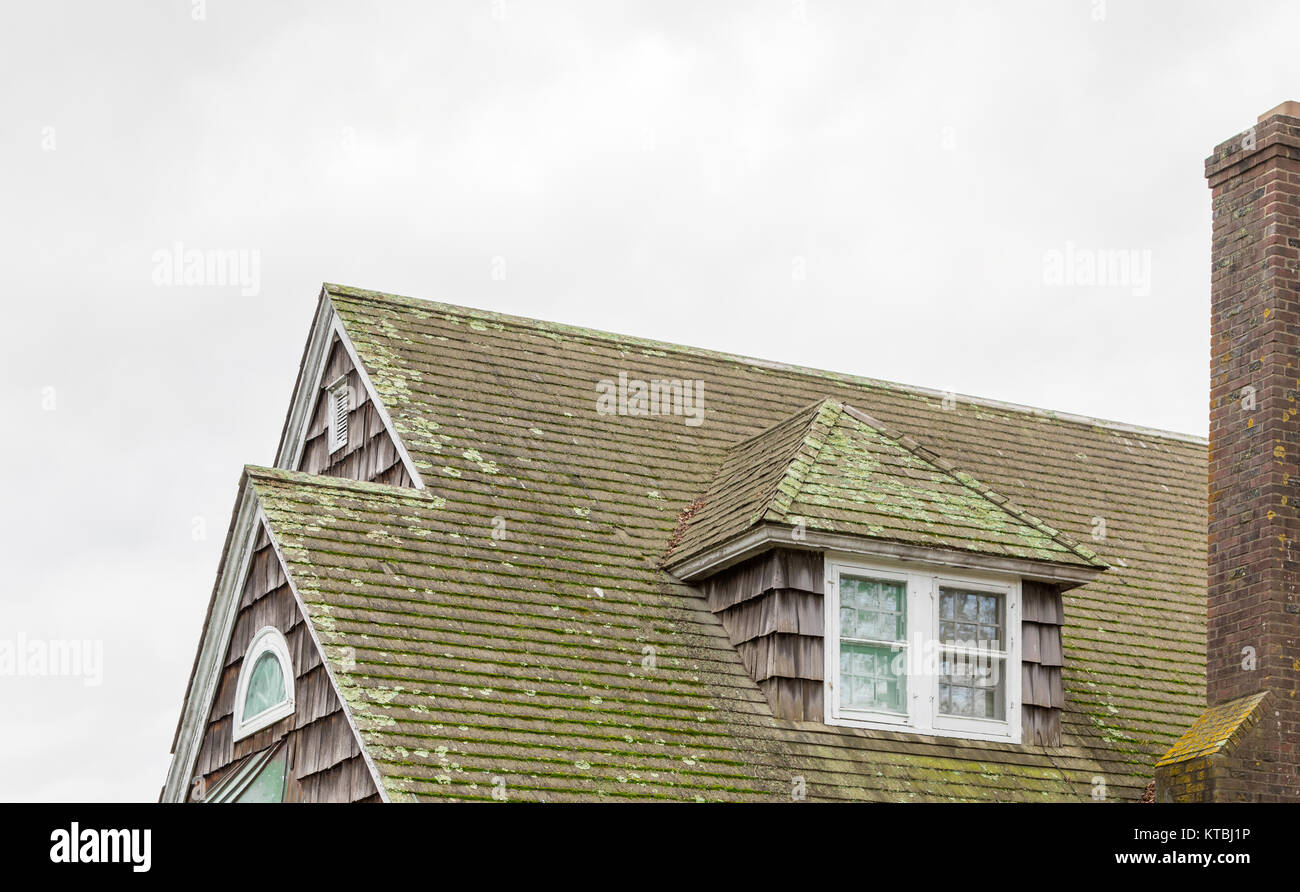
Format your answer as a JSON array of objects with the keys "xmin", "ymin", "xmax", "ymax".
[
  {"xmin": 162, "ymin": 473, "xmax": 390, "ymax": 803},
  {"xmin": 274, "ymin": 288, "xmax": 423, "ymax": 489}
]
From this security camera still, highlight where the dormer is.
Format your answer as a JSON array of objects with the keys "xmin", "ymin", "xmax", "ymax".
[{"xmin": 663, "ymin": 398, "xmax": 1107, "ymax": 746}]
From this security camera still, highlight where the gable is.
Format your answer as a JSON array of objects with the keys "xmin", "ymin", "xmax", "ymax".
[
  {"xmin": 273, "ymin": 290, "xmax": 424, "ymax": 490},
  {"xmin": 162, "ymin": 470, "xmax": 389, "ymax": 803},
  {"xmin": 190, "ymin": 520, "xmax": 379, "ymax": 802},
  {"xmin": 297, "ymin": 333, "xmax": 414, "ymax": 488}
]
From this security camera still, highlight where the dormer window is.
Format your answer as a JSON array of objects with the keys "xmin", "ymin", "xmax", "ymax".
[
  {"xmin": 666, "ymin": 398, "xmax": 1103, "ymax": 740},
  {"xmin": 825, "ymin": 557, "xmax": 1020, "ymax": 743},
  {"xmin": 327, "ymin": 377, "xmax": 349, "ymax": 454},
  {"xmin": 232, "ymin": 626, "xmax": 295, "ymax": 741}
]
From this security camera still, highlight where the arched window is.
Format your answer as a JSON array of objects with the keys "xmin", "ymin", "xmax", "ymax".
[{"xmin": 232, "ymin": 626, "xmax": 295, "ymax": 741}]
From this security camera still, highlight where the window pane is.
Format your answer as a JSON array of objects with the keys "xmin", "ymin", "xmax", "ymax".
[
  {"xmin": 938, "ymin": 650, "xmax": 1005, "ymax": 720},
  {"xmin": 939, "ymin": 588, "xmax": 1004, "ymax": 648},
  {"xmin": 840, "ymin": 643, "xmax": 906, "ymax": 713},
  {"xmin": 839, "ymin": 575, "xmax": 906, "ymax": 642},
  {"xmin": 235, "ymin": 751, "xmax": 287, "ymax": 803},
  {"xmin": 243, "ymin": 651, "xmax": 286, "ymax": 720},
  {"xmin": 938, "ymin": 587, "xmax": 1006, "ymax": 721}
]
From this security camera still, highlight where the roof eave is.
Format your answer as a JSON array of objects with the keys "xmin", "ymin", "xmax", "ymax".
[{"xmin": 664, "ymin": 522, "xmax": 1108, "ymax": 589}]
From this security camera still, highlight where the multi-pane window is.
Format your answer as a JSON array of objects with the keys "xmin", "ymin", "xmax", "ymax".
[
  {"xmin": 838, "ymin": 576, "xmax": 907, "ymax": 714},
  {"xmin": 826, "ymin": 560, "xmax": 1020, "ymax": 743},
  {"xmin": 938, "ymin": 588, "xmax": 1006, "ymax": 721}
]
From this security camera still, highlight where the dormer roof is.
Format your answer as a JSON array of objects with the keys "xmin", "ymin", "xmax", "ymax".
[{"xmin": 664, "ymin": 398, "xmax": 1106, "ymax": 584}]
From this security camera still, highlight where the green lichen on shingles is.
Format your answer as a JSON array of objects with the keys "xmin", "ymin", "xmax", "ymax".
[
  {"xmin": 267, "ymin": 286, "xmax": 1199, "ymax": 801},
  {"xmin": 700, "ymin": 398, "xmax": 1101, "ymax": 568}
]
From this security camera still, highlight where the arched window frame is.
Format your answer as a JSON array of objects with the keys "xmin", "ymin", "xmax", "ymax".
[{"xmin": 232, "ymin": 626, "xmax": 295, "ymax": 742}]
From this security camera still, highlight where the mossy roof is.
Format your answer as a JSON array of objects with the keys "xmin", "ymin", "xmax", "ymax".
[
  {"xmin": 250, "ymin": 283, "xmax": 1209, "ymax": 801},
  {"xmin": 1155, "ymin": 692, "xmax": 1270, "ymax": 768},
  {"xmin": 665, "ymin": 397, "xmax": 1104, "ymax": 571}
]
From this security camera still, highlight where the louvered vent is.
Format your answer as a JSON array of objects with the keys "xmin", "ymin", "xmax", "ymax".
[{"xmin": 327, "ymin": 380, "xmax": 349, "ymax": 453}]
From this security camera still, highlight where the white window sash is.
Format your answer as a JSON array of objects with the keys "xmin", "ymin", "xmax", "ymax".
[{"xmin": 824, "ymin": 555, "xmax": 1022, "ymax": 744}]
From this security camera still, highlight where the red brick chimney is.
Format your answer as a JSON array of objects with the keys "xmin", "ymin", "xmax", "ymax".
[{"xmin": 1158, "ymin": 102, "xmax": 1300, "ymax": 801}]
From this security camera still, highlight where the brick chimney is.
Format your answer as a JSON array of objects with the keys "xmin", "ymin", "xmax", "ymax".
[{"xmin": 1158, "ymin": 102, "xmax": 1300, "ymax": 801}]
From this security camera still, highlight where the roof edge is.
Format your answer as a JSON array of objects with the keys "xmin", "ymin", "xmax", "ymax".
[
  {"xmin": 840, "ymin": 404, "xmax": 1108, "ymax": 569},
  {"xmin": 664, "ymin": 522, "xmax": 1109, "ymax": 587},
  {"xmin": 245, "ymin": 463, "xmax": 433, "ymax": 500}
]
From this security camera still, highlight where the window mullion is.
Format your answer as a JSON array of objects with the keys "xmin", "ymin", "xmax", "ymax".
[{"xmin": 924, "ymin": 574, "xmax": 937, "ymax": 734}]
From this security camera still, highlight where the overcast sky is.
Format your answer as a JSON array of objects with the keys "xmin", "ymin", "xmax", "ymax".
[{"xmin": 2, "ymin": 0, "xmax": 1296, "ymax": 801}]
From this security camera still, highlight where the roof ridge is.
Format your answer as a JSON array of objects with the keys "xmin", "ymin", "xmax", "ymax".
[
  {"xmin": 761, "ymin": 399, "xmax": 843, "ymax": 523},
  {"xmin": 839, "ymin": 405, "xmax": 1107, "ymax": 568},
  {"xmin": 726, "ymin": 396, "xmax": 833, "ymax": 451},
  {"xmin": 323, "ymin": 283, "xmax": 1206, "ymax": 446}
]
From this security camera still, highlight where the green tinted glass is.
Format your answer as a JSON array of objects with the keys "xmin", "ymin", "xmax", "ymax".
[
  {"xmin": 243, "ymin": 652, "xmax": 286, "ymax": 720},
  {"xmin": 839, "ymin": 576, "xmax": 906, "ymax": 642},
  {"xmin": 234, "ymin": 751, "xmax": 287, "ymax": 803},
  {"xmin": 839, "ymin": 574, "xmax": 907, "ymax": 713},
  {"xmin": 840, "ymin": 642, "xmax": 906, "ymax": 713}
]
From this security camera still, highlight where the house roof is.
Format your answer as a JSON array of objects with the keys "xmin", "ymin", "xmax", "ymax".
[
  {"xmin": 242, "ymin": 283, "xmax": 1209, "ymax": 801},
  {"xmin": 664, "ymin": 396, "xmax": 1105, "ymax": 575}
]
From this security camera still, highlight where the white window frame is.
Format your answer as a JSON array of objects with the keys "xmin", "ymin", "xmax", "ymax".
[
  {"xmin": 232, "ymin": 626, "xmax": 295, "ymax": 742},
  {"xmin": 326, "ymin": 376, "xmax": 349, "ymax": 454},
  {"xmin": 824, "ymin": 554, "xmax": 1021, "ymax": 744}
]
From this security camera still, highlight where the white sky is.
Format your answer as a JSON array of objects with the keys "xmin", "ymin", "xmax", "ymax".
[{"xmin": 2, "ymin": 0, "xmax": 1297, "ymax": 801}]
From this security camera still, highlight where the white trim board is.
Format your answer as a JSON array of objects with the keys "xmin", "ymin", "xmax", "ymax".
[
  {"xmin": 273, "ymin": 287, "xmax": 425, "ymax": 490},
  {"xmin": 163, "ymin": 475, "xmax": 260, "ymax": 803},
  {"xmin": 161, "ymin": 482, "xmax": 390, "ymax": 803},
  {"xmin": 665, "ymin": 523, "xmax": 1105, "ymax": 589}
]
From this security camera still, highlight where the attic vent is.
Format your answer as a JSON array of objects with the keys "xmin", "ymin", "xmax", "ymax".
[{"xmin": 327, "ymin": 378, "xmax": 349, "ymax": 454}]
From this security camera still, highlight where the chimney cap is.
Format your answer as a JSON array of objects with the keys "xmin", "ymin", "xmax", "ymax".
[{"xmin": 1258, "ymin": 100, "xmax": 1300, "ymax": 122}]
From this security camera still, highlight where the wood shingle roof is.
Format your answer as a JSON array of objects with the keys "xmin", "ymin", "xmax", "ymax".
[
  {"xmin": 244, "ymin": 283, "xmax": 1208, "ymax": 801},
  {"xmin": 664, "ymin": 396, "xmax": 1105, "ymax": 573}
]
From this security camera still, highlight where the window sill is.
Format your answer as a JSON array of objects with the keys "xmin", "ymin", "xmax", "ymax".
[{"xmin": 825, "ymin": 711, "xmax": 1021, "ymax": 745}]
